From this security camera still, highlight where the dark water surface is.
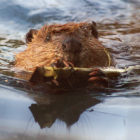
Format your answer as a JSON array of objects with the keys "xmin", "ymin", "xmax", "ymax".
[{"xmin": 0, "ymin": 0, "xmax": 140, "ymax": 140}]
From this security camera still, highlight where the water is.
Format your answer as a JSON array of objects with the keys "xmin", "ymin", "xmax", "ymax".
[{"xmin": 0, "ymin": 0, "xmax": 140, "ymax": 139}]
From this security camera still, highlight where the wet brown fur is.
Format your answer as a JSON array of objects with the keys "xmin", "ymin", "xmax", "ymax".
[{"xmin": 15, "ymin": 22, "xmax": 113, "ymax": 72}]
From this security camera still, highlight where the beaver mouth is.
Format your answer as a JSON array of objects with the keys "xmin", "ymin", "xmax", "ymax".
[{"xmin": 51, "ymin": 58, "xmax": 76, "ymax": 68}]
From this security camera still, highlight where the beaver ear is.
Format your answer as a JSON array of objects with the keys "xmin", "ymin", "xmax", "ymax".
[
  {"xmin": 91, "ymin": 21, "xmax": 98, "ymax": 38},
  {"xmin": 25, "ymin": 29, "xmax": 38, "ymax": 43}
]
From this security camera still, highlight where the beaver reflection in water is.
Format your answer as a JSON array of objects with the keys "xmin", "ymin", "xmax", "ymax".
[{"xmin": 15, "ymin": 22, "xmax": 114, "ymax": 86}]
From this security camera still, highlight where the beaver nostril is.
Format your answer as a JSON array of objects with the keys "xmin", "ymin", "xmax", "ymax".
[{"xmin": 62, "ymin": 37, "xmax": 82, "ymax": 53}]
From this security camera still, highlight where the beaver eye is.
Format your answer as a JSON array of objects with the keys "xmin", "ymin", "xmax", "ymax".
[{"xmin": 46, "ymin": 35, "xmax": 51, "ymax": 41}]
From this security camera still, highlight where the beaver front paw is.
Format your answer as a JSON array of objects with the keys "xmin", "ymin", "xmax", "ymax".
[
  {"xmin": 88, "ymin": 68, "xmax": 109, "ymax": 88},
  {"xmin": 50, "ymin": 59, "xmax": 74, "ymax": 87}
]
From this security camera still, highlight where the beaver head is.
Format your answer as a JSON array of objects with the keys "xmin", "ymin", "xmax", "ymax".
[{"xmin": 15, "ymin": 22, "xmax": 112, "ymax": 71}]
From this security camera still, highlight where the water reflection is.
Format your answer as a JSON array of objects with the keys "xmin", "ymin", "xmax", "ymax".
[
  {"xmin": 1, "ymin": 85, "xmax": 140, "ymax": 140},
  {"xmin": 29, "ymin": 93, "xmax": 100, "ymax": 128}
]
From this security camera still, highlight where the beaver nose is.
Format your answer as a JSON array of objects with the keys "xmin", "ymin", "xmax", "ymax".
[{"xmin": 62, "ymin": 38, "xmax": 82, "ymax": 53}]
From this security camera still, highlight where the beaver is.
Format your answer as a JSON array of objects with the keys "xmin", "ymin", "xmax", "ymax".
[{"xmin": 15, "ymin": 22, "xmax": 114, "ymax": 86}]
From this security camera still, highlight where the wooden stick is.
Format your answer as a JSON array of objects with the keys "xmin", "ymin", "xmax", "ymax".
[{"xmin": 30, "ymin": 65, "xmax": 140, "ymax": 85}]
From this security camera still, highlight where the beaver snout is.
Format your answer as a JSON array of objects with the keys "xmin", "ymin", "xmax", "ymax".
[{"xmin": 62, "ymin": 37, "xmax": 82, "ymax": 53}]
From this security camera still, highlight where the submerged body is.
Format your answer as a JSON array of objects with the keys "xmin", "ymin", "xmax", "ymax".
[{"xmin": 15, "ymin": 22, "xmax": 113, "ymax": 72}]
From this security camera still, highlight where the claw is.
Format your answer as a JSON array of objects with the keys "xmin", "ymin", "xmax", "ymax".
[
  {"xmin": 88, "ymin": 68, "xmax": 108, "ymax": 87},
  {"xmin": 52, "ymin": 79, "xmax": 59, "ymax": 86},
  {"xmin": 88, "ymin": 76, "xmax": 100, "ymax": 82},
  {"xmin": 63, "ymin": 60, "xmax": 74, "ymax": 67},
  {"xmin": 51, "ymin": 59, "xmax": 74, "ymax": 68},
  {"xmin": 88, "ymin": 76, "xmax": 108, "ymax": 83},
  {"xmin": 89, "ymin": 68, "xmax": 105, "ymax": 77}
]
